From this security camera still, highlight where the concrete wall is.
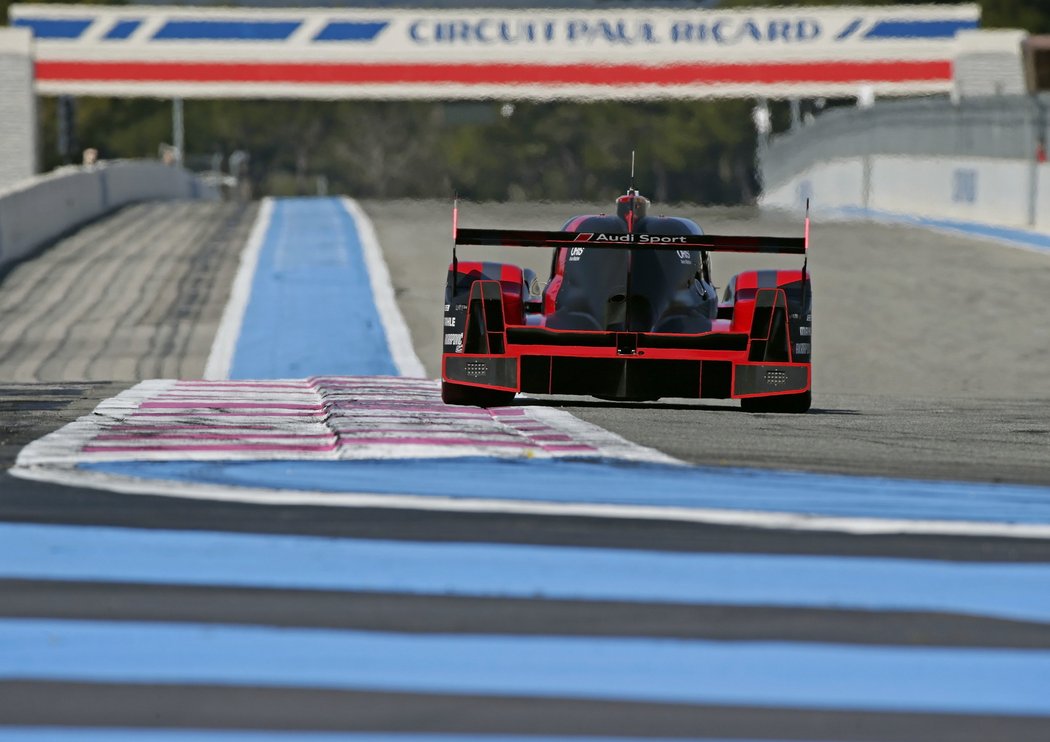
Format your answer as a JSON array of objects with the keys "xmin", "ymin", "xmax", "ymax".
[
  {"xmin": 761, "ymin": 154, "xmax": 1049, "ymax": 232},
  {"xmin": 0, "ymin": 28, "xmax": 37, "ymax": 190},
  {"xmin": 761, "ymin": 159, "xmax": 867, "ymax": 215},
  {"xmin": 0, "ymin": 160, "xmax": 218, "ymax": 274}
]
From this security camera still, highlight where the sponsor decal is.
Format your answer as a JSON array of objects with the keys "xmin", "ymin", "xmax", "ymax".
[
  {"xmin": 575, "ymin": 233, "xmax": 690, "ymax": 244},
  {"xmin": 799, "ymin": 325, "xmax": 811, "ymax": 337},
  {"xmin": 569, "ymin": 246, "xmax": 585, "ymax": 261},
  {"xmin": 444, "ymin": 332, "xmax": 463, "ymax": 349},
  {"xmin": 639, "ymin": 234, "xmax": 688, "ymax": 243},
  {"xmin": 443, "ymin": 316, "xmax": 457, "ymax": 328},
  {"xmin": 795, "ymin": 342, "xmax": 811, "ymax": 355}
]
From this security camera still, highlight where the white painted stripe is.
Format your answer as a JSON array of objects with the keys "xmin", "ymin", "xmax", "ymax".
[
  {"xmin": 203, "ymin": 197, "xmax": 274, "ymax": 380},
  {"xmin": 11, "ymin": 464, "xmax": 1050, "ymax": 540},
  {"xmin": 341, "ymin": 197, "xmax": 427, "ymax": 378}
]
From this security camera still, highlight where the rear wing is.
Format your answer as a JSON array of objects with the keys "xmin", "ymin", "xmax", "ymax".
[{"xmin": 454, "ymin": 228, "xmax": 806, "ymax": 255}]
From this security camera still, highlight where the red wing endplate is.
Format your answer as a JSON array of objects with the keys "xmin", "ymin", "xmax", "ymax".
[{"xmin": 455, "ymin": 228, "xmax": 806, "ymax": 255}]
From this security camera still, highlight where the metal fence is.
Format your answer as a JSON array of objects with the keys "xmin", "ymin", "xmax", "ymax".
[{"xmin": 759, "ymin": 94, "xmax": 1050, "ymax": 192}]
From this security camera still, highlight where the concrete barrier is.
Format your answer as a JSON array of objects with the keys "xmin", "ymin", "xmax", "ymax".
[
  {"xmin": 761, "ymin": 154, "xmax": 1045, "ymax": 234},
  {"xmin": 0, "ymin": 160, "xmax": 217, "ymax": 273},
  {"xmin": 0, "ymin": 27, "xmax": 36, "ymax": 191},
  {"xmin": 761, "ymin": 158, "xmax": 867, "ymax": 215}
]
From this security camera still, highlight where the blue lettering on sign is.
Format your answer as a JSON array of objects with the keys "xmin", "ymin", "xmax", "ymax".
[
  {"xmin": 410, "ymin": 17, "xmax": 655, "ymax": 44},
  {"xmin": 411, "ymin": 18, "xmax": 557, "ymax": 44},
  {"xmin": 670, "ymin": 17, "xmax": 820, "ymax": 44},
  {"xmin": 952, "ymin": 169, "xmax": 978, "ymax": 204},
  {"xmin": 566, "ymin": 19, "xmax": 658, "ymax": 44},
  {"xmin": 13, "ymin": 18, "xmax": 93, "ymax": 39}
]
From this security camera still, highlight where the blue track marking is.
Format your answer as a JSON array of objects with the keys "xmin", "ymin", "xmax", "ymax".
[
  {"xmin": 3, "ymin": 619, "xmax": 1050, "ymax": 715},
  {"xmin": 0, "ymin": 735, "xmax": 806, "ymax": 742},
  {"xmin": 229, "ymin": 198, "xmax": 399, "ymax": 378},
  {"xmin": 835, "ymin": 206, "xmax": 1050, "ymax": 254},
  {"xmin": 3, "ymin": 523, "xmax": 1050, "ymax": 623},
  {"xmin": 83, "ymin": 457, "xmax": 1050, "ymax": 526},
  {"xmin": 0, "ymin": 734, "xmax": 797, "ymax": 742}
]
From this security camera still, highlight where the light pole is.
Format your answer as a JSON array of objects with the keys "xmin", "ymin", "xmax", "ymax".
[{"xmin": 172, "ymin": 97, "xmax": 184, "ymax": 166}]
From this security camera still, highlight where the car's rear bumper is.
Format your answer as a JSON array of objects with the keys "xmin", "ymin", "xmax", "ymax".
[{"xmin": 443, "ymin": 348, "xmax": 810, "ymax": 401}]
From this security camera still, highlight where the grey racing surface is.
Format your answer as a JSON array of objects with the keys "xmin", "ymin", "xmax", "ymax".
[
  {"xmin": 2, "ymin": 200, "xmax": 1050, "ymax": 740},
  {"xmin": 0, "ymin": 200, "xmax": 258, "ymax": 382},
  {"xmin": 368, "ymin": 199, "xmax": 1050, "ymax": 485}
]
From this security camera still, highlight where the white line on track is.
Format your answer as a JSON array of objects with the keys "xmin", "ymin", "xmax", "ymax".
[
  {"xmin": 203, "ymin": 197, "xmax": 274, "ymax": 380},
  {"xmin": 342, "ymin": 197, "xmax": 427, "ymax": 378}
]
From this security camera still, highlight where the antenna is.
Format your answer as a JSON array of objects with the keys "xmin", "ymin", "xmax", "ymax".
[
  {"xmin": 629, "ymin": 150, "xmax": 636, "ymax": 194},
  {"xmin": 800, "ymin": 198, "xmax": 810, "ymax": 314},
  {"xmin": 451, "ymin": 194, "xmax": 459, "ymax": 279}
]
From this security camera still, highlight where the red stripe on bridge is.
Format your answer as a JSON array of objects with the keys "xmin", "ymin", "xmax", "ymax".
[{"xmin": 35, "ymin": 60, "xmax": 952, "ymax": 85}]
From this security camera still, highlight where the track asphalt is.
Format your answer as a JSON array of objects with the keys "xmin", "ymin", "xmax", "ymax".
[{"xmin": 1, "ymin": 200, "xmax": 1048, "ymax": 739}]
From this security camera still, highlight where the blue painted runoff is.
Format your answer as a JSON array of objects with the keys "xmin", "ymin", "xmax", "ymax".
[
  {"xmin": 83, "ymin": 456, "xmax": 1050, "ymax": 526},
  {"xmin": 3, "ymin": 523, "xmax": 1050, "ymax": 623},
  {"xmin": 2, "ymin": 619, "xmax": 1049, "ymax": 715},
  {"xmin": 836, "ymin": 206, "xmax": 1050, "ymax": 253},
  {"xmin": 229, "ymin": 198, "xmax": 399, "ymax": 378},
  {"xmin": 0, "ymin": 734, "xmax": 805, "ymax": 742}
]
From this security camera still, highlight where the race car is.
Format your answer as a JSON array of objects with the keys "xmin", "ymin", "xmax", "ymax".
[{"xmin": 442, "ymin": 189, "xmax": 812, "ymax": 413}]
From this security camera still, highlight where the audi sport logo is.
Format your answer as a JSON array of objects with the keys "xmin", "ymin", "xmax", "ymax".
[{"xmin": 572, "ymin": 233, "xmax": 690, "ymax": 244}]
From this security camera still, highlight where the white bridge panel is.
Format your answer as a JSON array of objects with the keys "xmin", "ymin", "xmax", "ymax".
[{"xmin": 9, "ymin": 3, "xmax": 980, "ymax": 99}]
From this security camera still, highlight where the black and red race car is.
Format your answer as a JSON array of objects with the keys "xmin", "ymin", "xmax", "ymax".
[{"xmin": 442, "ymin": 189, "xmax": 812, "ymax": 413}]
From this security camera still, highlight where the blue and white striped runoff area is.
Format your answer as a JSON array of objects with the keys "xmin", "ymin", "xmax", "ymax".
[{"xmin": 5, "ymin": 196, "xmax": 1050, "ymax": 739}]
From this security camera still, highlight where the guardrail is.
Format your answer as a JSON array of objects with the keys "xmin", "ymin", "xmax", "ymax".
[{"xmin": 0, "ymin": 159, "xmax": 218, "ymax": 274}]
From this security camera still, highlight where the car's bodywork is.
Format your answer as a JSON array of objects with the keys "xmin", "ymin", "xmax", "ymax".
[{"xmin": 442, "ymin": 191, "xmax": 812, "ymax": 412}]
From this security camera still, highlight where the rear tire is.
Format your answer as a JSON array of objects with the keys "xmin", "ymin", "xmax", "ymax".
[
  {"xmin": 741, "ymin": 390, "xmax": 811, "ymax": 414},
  {"xmin": 441, "ymin": 381, "xmax": 516, "ymax": 407}
]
